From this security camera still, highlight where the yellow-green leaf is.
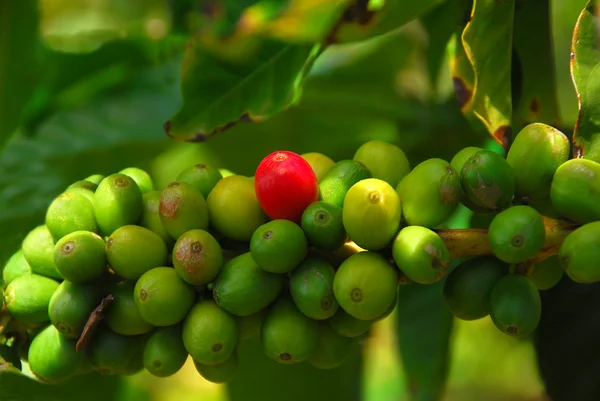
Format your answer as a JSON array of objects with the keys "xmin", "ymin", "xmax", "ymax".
[
  {"xmin": 513, "ymin": 0, "xmax": 560, "ymax": 129},
  {"xmin": 570, "ymin": 0, "xmax": 600, "ymax": 160},
  {"xmin": 461, "ymin": 0, "xmax": 515, "ymax": 148}
]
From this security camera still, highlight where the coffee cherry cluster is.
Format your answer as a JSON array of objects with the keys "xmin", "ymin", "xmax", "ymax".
[{"xmin": 1, "ymin": 122, "xmax": 598, "ymax": 384}]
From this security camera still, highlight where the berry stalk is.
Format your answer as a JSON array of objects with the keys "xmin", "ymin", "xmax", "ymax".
[{"xmin": 435, "ymin": 216, "xmax": 577, "ymax": 262}]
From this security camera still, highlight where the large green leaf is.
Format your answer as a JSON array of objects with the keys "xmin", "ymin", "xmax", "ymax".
[
  {"xmin": 0, "ymin": 58, "xmax": 181, "ymax": 266},
  {"xmin": 0, "ymin": 371, "xmax": 122, "ymax": 401},
  {"xmin": 227, "ymin": 337, "xmax": 362, "ymax": 401},
  {"xmin": 0, "ymin": 0, "xmax": 40, "ymax": 150},
  {"xmin": 420, "ymin": 0, "xmax": 472, "ymax": 94},
  {"xmin": 396, "ymin": 279, "xmax": 455, "ymax": 401},
  {"xmin": 20, "ymin": 37, "xmax": 186, "ymax": 136},
  {"xmin": 393, "ymin": 206, "xmax": 470, "ymax": 401},
  {"xmin": 461, "ymin": 0, "xmax": 515, "ymax": 149},
  {"xmin": 570, "ymin": 0, "xmax": 600, "ymax": 160},
  {"xmin": 202, "ymin": 27, "xmax": 481, "ymax": 174},
  {"xmin": 164, "ymin": 40, "xmax": 320, "ymax": 141},
  {"xmin": 512, "ymin": 0, "xmax": 560, "ymax": 130}
]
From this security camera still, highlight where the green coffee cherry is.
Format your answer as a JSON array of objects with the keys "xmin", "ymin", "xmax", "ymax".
[
  {"xmin": 182, "ymin": 300, "xmax": 238, "ymax": 366},
  {"xmin": 212, "ymin": 252, "xmax": 284, "ymax": 316},
  {"xmin": 301, "ymin": 152, "xmax": 335, "ymax": 182},
  {"xmin": 85, "ymin": 174, "xmax": 105, "ymax": 185},
  {"xmin": 308, "ymin": 322, "xmax": 355, "ymax": 370},
  {"xmin": 22, "ymin": 225, "xmax": 63, "ymax": 280},
  {"xmin": 343, "ymin": 178, "xmax": 402, "ymax": 251},
  {"xmin": 28, "ymin": 325, "xmax": 86, "ymax": 383},
  {"xmin": 119, "ymin": 167, "xmax": 154, "ymax": 194},
  {"xmin": 392, "ymin": 226, "xmax": 451, "ymax": 284},
  {"xmin": 172, "ymin": 229, "xmax": 223, "ymax": 286},
  {"xmin": 134, "ymin": 267, "xmax": 195, "ymax": 327},
  {"xmin": 250, "ymin": 220, "xmax": 308, "ymax": 274},
  {"xmin": 159, "ymin": 182, "xmax": 209, "ymax": 239},
  {"xmin": 237, "ymin": 309, "xmax": 267, "ymax": 340},
  {"xmin": 64, "ymin": 186, "xmax": 96, "ymax": 205},
  {"xmin": 121, "ymin": 337, "xmax": 147, "ymax": 376},
  {"xmin": 176, "ymin": 163, "xmax": 223, "ymax": 199},
  {"xmin": 333, "ymin": 251, "xmax": 398, "ymax": 320},
  {"xmin": 550, "ymin": 158, "xmax": 600, "ymax": 224},
  {"xmin": 301, "ymin": 201, "xmax": 346, "ymax": 251},
  {"xmin": 67, "ymin": 180, "xmax": 98, "ymax": 192},
  {"xmin": 490, "ymin": 274, "xmax": 541, "ymax": 337},
  {"xmin": 193, "ymin": 352, "xmax": 238, "ymax": 383},
  {"xmin": 261, "ymin": 297, "xmax": 318, "ymax": 364},
  {"xmin": 396, "ymin": 158, "xmax": 461, "ymax": 228},
  {"xmin": 352, "ymin": 140, "xmax": 410, "ymax": 188},
  {"xmin": 461, "ymin": 150, "xmax": 516, "ymax": 211},
  {"xmin": 488, "ymin": 206, "xmax": 545, "ymax": 264},
  {"xmin": 106, "ymin": 225, "xmax": 168, "ymax": 280},
  {"xmin": 559, "ymin": 221, "xmax": 600, "ymax": 283},
  {"xmin": 289, "ymin": 257, "xmax": 338, "ymax": 320},
  {"xmin": 48, "ymin": 281, "xmax": 106, "ymax": 339},
  {"xmin": 54, "ymin": 230, "xmax": 107, "ymax": 283},
  {"xmin": 319, "ymin": 160, "xmax": 372, "ymax": 208},
  {"xmin": 105, "ymin": 280, "xmax": 154, "ymax": 336},
  {"xmin": 140, "ymin": 190, "xmax": 174, "ymax": 247},
  {"xmin": 372, "ymin": 293, "xmax": 398, "ymax": 323},
  {"xmin": 443, "ymin": 256, "xmax": 508, "ymax": 320},
  {"xmin": 4, "ymin": 274, "xmax": 59, "ymax": 328},
  {"xmin": 450, "ymin": 147, "xmax": 482, "ymax": 178},
  {"xmin": 506, "ymin": 123, "xmax": 570, "ymax": 200},
  {"xmin": 2, "ymin": 250, "xmax": 32, "ymax": 286},
  {"xmin": 327, "ymin": 308, "xmax": 371, "ymax": 338},
  {"xmin": 94, "ymin": 173, "xmax": 143, "ymax": 236},
  {"xmin": 528, "ymin": 255, "xmax": 564, "ymax": 290},
  {"xmin": 88, "ymin": 326, "xmax": 146, "ymax": 375},
  {"xmin": 207, "ymin": 175, "xmax": 268, "ymax": 242},
  {"xmin": 46, "ymin": 191, "xmax": 98, "ymax": 242},
  {"xmin": 143, "ymin": 325, "xmax": 188, "ymax": 377}
]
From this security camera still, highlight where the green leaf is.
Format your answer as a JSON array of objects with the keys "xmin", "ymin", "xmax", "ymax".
[
  {"xmin": 0, "ymin": 371, "xmax": 121, "ymax": 401},
  {"xmin": 461, "ymin": 0, "xmax": 515, "ymax": 148},
  {"xmin": 0, "ymin": 0, "xmax": 40, "ymax": 149},
  {"xmin": 39, "ymin": 0, "xmax": 172, "ymax": 53},
  {"xmin": 0, "ymin": 58, "xmax": 181, "ymax": 266},
  {"xmin": 512, "ymin": 0, "xmax": 560, "ymax": 130},
  {"xmin": 164, "ymin": 40, "xmax": 320, "ymax": 141},
  {"xmin": 20, "ymin": 37, "xmax": 186, "ymax": 135},
  {"xmin": 227, "ymin": 337, "xmax": 362, "ymax": 401},
  {"xmin": 202, "ymin": 28, "xmax": 482, "ymax": 174},
  {"xmin": 420, "ymin": 0, "xmax": 472, "ymax": 92},
  {"xmin": 570, "ymin": 0, "xmax": 600, "ymax": 160},
  {"xmin": 332, "ymin": 0, "xmax": 447, "ymax": 44},
  {"xmin": 395, "ymin": 279, "xmax": 454, "ymax": 401}
]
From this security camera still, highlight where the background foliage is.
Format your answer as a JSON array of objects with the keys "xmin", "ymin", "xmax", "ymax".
[{"xmin": 1, "ymin": 0, "xmax": 598, "ymax": 400}]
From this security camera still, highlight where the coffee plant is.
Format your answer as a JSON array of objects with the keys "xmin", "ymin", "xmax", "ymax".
[{"xmin": 1, "ymin": 0, "xmax": 600, "ymax": 400}]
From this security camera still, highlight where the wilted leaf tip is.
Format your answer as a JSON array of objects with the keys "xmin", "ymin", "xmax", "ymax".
[
  {"xmin": 164, "ymin": 112, "xmax": 255, "ymax": 142},
  {"xmin": 452, "ymin": 76, "xmax": 472, "ymax": 109},
  {"xmin": 325, "ymin": 0, "xmax": 377, "ymax": 44},
  {"xmin": 493, "ymin": 125, "xmax": 512, "ymax": 152}
]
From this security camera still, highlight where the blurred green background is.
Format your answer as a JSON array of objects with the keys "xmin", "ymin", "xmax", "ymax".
[{"xmin": 0, "ymin": 0, "xmax": 588, "ymax": 400}]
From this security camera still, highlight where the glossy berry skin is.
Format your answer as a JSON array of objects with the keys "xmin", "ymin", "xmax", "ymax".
[{"xmin": 255, "ymin": 151, "xmax": 319, "ymax": 223}]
